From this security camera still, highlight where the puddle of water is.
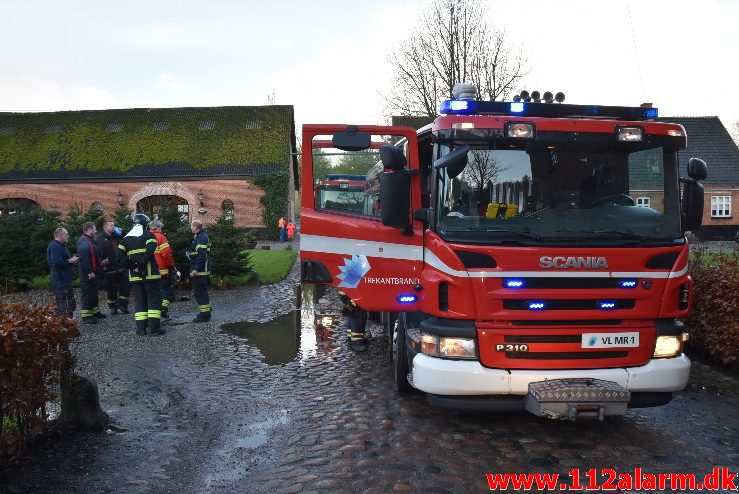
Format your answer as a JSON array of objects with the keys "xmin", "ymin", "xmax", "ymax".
[
  {"xmin": 221, "ymin": 285, "xmax": 340, "ymax": 365},
  {"xmin": 236, "ymin": 432, "xmax": 268, "ymax": 448}
]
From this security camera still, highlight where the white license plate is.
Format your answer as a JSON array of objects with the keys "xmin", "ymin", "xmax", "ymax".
[{"xmin": 582, "ymin": 332, "xmax": 639, "ymax": 348}]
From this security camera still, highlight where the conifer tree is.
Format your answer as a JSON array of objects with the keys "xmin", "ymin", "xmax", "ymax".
[{"xmin": 207, "ymin": 215, "xmax": 252, "ymax": 282}]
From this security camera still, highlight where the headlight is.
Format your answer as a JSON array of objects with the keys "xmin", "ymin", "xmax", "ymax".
[
  {"xmin": 653, "ymin": 334, "xmax": 688, "ymax": 358},
  {"xmin": 420, "ymin": 333, "xmax": 477, "ymax": 359}
]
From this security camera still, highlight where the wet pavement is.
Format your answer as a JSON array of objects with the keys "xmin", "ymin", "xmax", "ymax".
[{"xmin": 2, "ymin": 260, "xmax": 739, "ymax": 493}]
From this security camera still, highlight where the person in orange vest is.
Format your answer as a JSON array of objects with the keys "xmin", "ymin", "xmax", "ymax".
[
  {"xmin": 277, "ymin": 216, "xmax": 287, "ymax": 242},
  {"xmin": 149, "ymin": 219, "xmax": 176, "ymax": 319},
  {"xmin": 286, "ymin": 220, "xmax": 296, "ymax": 242}
]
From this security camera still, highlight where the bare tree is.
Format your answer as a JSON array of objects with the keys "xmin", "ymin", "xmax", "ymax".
[
  {"xmin": 730, "ymin": 121, "xmax": 739, "ymax": 147},
  {"xmin": 384, "ymin": 0, "xmax": 526, "ymax": 117},
  {"xmin": 463, "ymin": 150, "xmax": 509, "ymax": 200}
]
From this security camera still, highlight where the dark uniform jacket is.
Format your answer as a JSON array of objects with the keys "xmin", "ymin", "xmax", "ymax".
[
  {"xmin": 189, "ymin": 229, "xmax": 211, "ymax": 276},
  {"xmin": 96, "ymin": 231, "xmax": 122, "ymax": 274},
  {"xmin": 117, "ymin": 230, "xmax": 160, "ymax": 282},
  {"xmin": 46, "ymin": 240, "xmax": 73, "ymax": 289},
  {"xmin": 77, "ymin": 233, "xmax": 101, "ymax": 279}
]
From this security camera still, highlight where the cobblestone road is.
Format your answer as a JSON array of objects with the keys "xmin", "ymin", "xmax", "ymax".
[{"xmin": 3, "ymin": 260, "xmax": 738, "ymax": 494}]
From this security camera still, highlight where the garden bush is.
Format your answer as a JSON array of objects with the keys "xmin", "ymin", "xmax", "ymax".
[
  {"xmin": 684, "ymin": 252, "xmax": 739, "ymax": 365},
  {"xmin": 0, "ymin": 303, "xmax": 77, "ymax": 454}
]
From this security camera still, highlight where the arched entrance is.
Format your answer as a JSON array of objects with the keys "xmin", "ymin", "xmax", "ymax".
[
  {"xmin": 0, "ymin": 198, "xmax": 40, "ymax": 215},
  {"xmin": 136, "ymin": 195, "xmax": 189, "ymax": 221}
]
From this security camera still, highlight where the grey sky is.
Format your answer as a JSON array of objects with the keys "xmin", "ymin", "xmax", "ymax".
[{"xmin": 1, "ymin": 0, "xmax": 737, "ymax": 133}]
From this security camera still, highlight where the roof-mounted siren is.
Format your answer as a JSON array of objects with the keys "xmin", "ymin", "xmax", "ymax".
[
  {"xmin": 451, "ymin": 83, "xmax": 478, "ymax": 100},
  {"xmin": 555, "ymin": 92, "xmax": 565, "ymax": 103},
  {"xmin": 531, "ymin": 91, "xmax": 541, "ymax": 103},
  {"xmin": 543, "ymin": 91, "xmax": 554, "ymax": 103}
]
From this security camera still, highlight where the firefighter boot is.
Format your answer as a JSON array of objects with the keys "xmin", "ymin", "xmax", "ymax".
[
  {"xmin": 118, "ymin": 304, "xmax": 130, "ymax": 314},
  {"xmin": 161, "ymin": 308, "xmax": 170, "ymax": 319},
  {"xmin": 347, "ymin": 307, "xmax": 369, "ymax": 352},
  {"xmin": 148, "ymin": 318, "xmax": 166, "ymax": 335},
  {"xmin": 135, "ymin": 320, "xmax": 147, "ymax": 336},
  {"xmin": 82, "ymin": 317, "xmax": 98, "ymax": 325},
  {"xmin": 192, "ymin": 311, "xmax": 211, "ymax": 323}
]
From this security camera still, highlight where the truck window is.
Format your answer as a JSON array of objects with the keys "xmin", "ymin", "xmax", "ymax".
[
  {"xmin": 312, "ymin": 134, "xmax": 407, "ymax": 219},
  {"xmin": 435, "ymin": 139, "xmax": 681, "ymax": 245}
]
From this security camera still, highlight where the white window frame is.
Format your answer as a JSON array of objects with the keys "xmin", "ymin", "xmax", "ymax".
[
  {"xmin": 636, "ymin": 197, "xmax": 651, "ymax": 208},
  {"xmin": 710, "ymin": 196, "xmax": 731, "ymax": 218}
]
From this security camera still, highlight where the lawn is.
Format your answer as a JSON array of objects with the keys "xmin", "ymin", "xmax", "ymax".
[{"xmin": 222, "ymin": 248, "xmax": 297, "ymax": 285}]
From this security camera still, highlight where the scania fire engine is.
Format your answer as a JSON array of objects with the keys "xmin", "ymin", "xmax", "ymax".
[{"xmin": 300, "ymin": 84, "xmax": 707, "ymax": 420}]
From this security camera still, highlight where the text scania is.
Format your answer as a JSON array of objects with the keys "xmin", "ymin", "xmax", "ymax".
[
  {"xmin": 539, "ymin": 256, "xmax": 609, "ymax": 269},
  {"xmin": 364, "ymin": 277, "xmax": 421, "ymax": 285}
]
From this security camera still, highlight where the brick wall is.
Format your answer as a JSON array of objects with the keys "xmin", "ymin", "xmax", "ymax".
[{"xmin": 0, "ymin": 179, "xmax": 266, "ymax": 228}]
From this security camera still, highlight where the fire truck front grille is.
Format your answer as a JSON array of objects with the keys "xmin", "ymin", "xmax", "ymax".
[
  {"xmin": 503, "ymin": 300, "xmax": 636, "ymax": 311},
  {"xmin": 505, "ymin": 351, "xmax": 628, "ymax": 360},
  {"xmin": 503, "ymin": 278, "xmax": 634, "ymax": 289},
  {"xmin": 505, "ymin": 335, "xmax": 581, "ymax": 343},
  {"xmin": 511, "ymin": 319, "xmax": 622, "ymax": 326}
]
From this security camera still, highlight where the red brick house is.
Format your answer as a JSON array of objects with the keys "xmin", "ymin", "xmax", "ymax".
[{"xmin": 0, "ymin": 106, "xmax": 297, "ymax": 229}]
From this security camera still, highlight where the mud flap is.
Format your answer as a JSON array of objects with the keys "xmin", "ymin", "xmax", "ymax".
[{"xmin": 524, "ymin": 378, "xmax": 630, "ymax": 421}]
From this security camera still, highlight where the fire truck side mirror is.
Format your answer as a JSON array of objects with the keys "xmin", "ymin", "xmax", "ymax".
[
  {"xmin": 380, "ymin": 171, "xmax": 411, "ymax": 231},
  {"xmin": 331, "ymin": 127, "xmax": 371, "ymax": 151},
  {"xmin": 433, "ymin": 144, "xmax": 470, "ymax": 180},
  {"xmin": 681, "ymin": 158, "xmax": 707, "ymax": 232},
  {"xmin": 687, "ymin": 158, "xmax": 707, "ymax": 180}
]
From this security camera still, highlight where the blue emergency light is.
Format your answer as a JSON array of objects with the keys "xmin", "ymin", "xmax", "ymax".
[
  {"xmin": 504, "ymin": 279, "xmax": 525, "ymax": 288},
  {"xmin": 599, "ymin": 301, "xmax": 617, "ymax": 310},
  {"xmin": 618, "ymin": 279, "xmax": 638, "ymax": 288},
  {"xmin": 528, "ymin": 301, "xmax": 546, "ymax": 310},
  {"xmin": 439, "ymin": 99, "xmax": 659, "ymax": 121},
  {"xmin": 397, "ymin": 294, "xmax": 418, "ymax": 304}
]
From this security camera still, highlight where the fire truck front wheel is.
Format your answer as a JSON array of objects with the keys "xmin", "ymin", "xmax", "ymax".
[{"xmin": 393, "ymin": 313, "xmax": 414, "ymax": 394}]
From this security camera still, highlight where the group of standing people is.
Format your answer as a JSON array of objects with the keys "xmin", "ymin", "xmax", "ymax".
[
  {"xmin": 46, "ymin": 215, "xmax": 212, "ymax": 336},
  {"xmin": 277, "ymin": 216, "xmax": 296, "ymax": 242}
]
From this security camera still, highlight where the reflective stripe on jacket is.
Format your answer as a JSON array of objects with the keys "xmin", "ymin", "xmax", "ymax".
[
  {"xmin": 189, "ymin": 229, "xmax": 210, "ymax": 276},
  {"xmin": 151, "ymin": 229, "xmax": 175, "ymax": 275},
  {"xmin": 117, "ymin": 231, "xmax": 161, "ymax": 282}
]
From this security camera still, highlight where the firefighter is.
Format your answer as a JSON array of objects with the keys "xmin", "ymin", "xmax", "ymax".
[
  {"xmin": 149, "ymin": 219, "xmax": 176, "ymax": 319},
  {"xmin": 117, "ymin": 214, "xmax": 165, "ymax": 336},
  {"xmin": 188, "ymin": 219, "xmax": 212, "ymax": 323},
  {"xmin": 77, "ymin": 222, "xmax": 108, "ymax": 324},
  {"xmin": 340, "ymin": 292, "xmax": 369, "ymax": 352},
  {"xmin": 97, "ymin": 220, "xmax": 130, "ymax": 315}
]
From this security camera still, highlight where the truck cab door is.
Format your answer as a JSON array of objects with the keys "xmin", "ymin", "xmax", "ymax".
[{"xmin": 300, "ymin": 124, "xmax": 423, "ymax": 312}]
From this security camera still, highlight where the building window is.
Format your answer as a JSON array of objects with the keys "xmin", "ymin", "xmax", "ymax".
[
  {"xmin": 199, "ymin": 120, "xmax": 215, "ymax": 130},
  {"xmin": 153, "ymin": 121, "xmax": 170, "ymax": 131},
  {"xmin": 222, "ymin": 199, "xmax": 234, "ymax": 220},
  {"xmin": 245, "ymin": 118, "xmax": 261, "ymax": 129},
  {"xmin": 636, "ymin": 197, "xmax": 651, "ymax": 208},
  {"xmin": 177, "ymin": 203, "xmax": 190, "ymax": 222},
  {"xmin": 106, "ymin": 122, "xmax": 123, "ymax": 132},
  {"xmin": 711, "ymin": 196, "xmax": 731, "ymax": 218},
  {"xmin": 0, "ymin": 126, "xmax": 15, "ymax": 136},
  {"xmin": 45, "ymin": 124, "xmax": 63, "ymax": 134}
]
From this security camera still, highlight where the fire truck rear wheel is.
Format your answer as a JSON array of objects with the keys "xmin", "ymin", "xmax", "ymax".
[{"xmin": 393, "ymin": 313, "xmax": 414, "ymax": 394}]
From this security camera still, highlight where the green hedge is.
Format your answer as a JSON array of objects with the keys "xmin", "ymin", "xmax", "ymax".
[{"xmin": 254, "ymin": 172, "xmax": 289, "ymax": 240}]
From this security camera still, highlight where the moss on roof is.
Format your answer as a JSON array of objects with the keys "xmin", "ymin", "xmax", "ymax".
[{"xmin": 0, "ymin": 106, "xmax": 295, "ymax": 180}]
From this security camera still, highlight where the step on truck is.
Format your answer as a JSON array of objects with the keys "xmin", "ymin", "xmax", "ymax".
[{"xmin": 300, "ymin": 85, "xmax": 707, "ymax": 420}]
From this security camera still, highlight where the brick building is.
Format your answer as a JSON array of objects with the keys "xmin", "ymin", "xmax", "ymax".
[{"xmin": 0, "ymin": 105, "xmax": 297, "ymax": 229}]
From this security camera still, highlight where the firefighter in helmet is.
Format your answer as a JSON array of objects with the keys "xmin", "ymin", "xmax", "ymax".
[
  {"xmin": 117, "ymin": 214, "xmax": 165, "ymax": 336},
  {"xmin": 149, "ymin": 218, "xmax": 176, "ymax": 318}
]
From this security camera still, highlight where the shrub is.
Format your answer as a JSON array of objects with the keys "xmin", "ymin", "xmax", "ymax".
[
  {"xmin": 684, "ymin": 252, "xmax": 739, "ymax": 365},
  {"xmin": 0, "ymin": 303, "xmax": 77, "ymax": 453},
  {"xmin": 0, "ymin": 207, "xmax": 60, "ymax": 287},
  {"xmin": 254, "ymin": 172, "xmax": 288, "ymax": 240},
  {"xmin": 208, "ymin": 215, "xmax": 252, "ymax": 282}
]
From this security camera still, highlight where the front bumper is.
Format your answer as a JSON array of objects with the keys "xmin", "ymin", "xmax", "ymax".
[{"xmin": 411, "ymin": 353, "xmax": 690, "ymax": 396}]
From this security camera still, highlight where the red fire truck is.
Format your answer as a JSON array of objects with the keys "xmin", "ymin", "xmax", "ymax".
[
  {"xmin": 315, "ymin": 174, "xmax": 367, "ymax": 215},
  {"xmin": 300, "ymin": 86, "xmax": 707, "ymax": 420}
]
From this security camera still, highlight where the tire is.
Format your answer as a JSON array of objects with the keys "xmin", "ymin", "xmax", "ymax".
[{"xmin": 393, "ymin": 313, "xmax": 414, "ymax": 394}]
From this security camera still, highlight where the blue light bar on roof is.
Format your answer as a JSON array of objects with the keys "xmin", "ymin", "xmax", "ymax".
[{"xmin": 439, "ymin": 99, "xmax": 659, "ymax": 121}]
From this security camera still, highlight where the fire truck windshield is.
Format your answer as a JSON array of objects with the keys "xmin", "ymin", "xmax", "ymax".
[{"xmin": 435, "ymin": 140, "xmax": 682, "ymax": 246}]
